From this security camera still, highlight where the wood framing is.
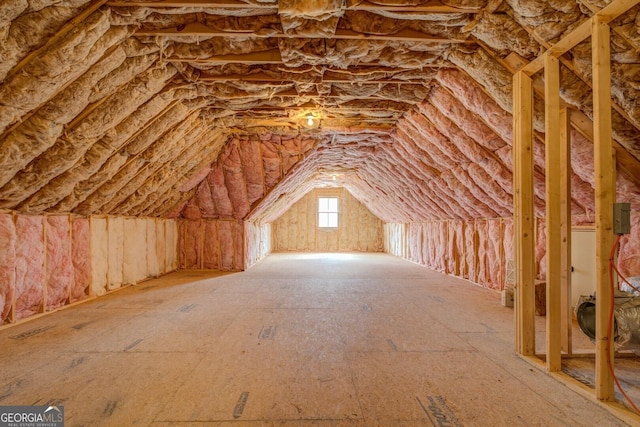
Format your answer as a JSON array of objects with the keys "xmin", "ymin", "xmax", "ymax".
[
  {"xmin": 514, "ymin": 0, "xmax": 640, "ymax": 420},
  {"xmin": 591, "ymin": 15, "xmax": 615, "ymax": 402},
  {"xmin": 513, "ymin": 70, "xmax": 535, "ymax": 356},
  {"xmin": 559, "ymin": 105, "xmax": 572, "ymax": 355},
  {"xmin": 544, "ymin": 53, "xmax": 562, "ymax": 372}
]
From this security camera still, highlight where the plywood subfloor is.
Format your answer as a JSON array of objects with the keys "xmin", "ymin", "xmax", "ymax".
[{"xmin": 0, "ymin": 253, "xmax": 635, "ymax": 426}]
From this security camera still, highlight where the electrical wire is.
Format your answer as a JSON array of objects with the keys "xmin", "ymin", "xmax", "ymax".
[{"xmin": 607, "ymin": 235, "xmax": 640, "ymax": 414}]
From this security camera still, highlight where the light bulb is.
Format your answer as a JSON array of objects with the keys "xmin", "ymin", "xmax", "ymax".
[{"xmin": 307, "ymin": 115, "xmax": 314, "ymax": 126}]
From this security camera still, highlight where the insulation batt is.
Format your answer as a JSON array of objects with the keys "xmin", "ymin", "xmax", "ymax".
[
  {"xmin": 0, "ymin": 214, "xmax": 16, "ymax": 322},
  {"xmin": 19, "ymin": 49, "xmax": 162, "ymax": 211},
  {"xmin": 106, "ymin": 124, "xmax": 206, "ymax": 215},
  {"xmin": 45, "ymin": 215, "xmax": 73, "ymax": 310},
  {"xmin": 147, "ymin": 220, "xmax": 159, "ymax": 278},
  {"xmin": 223, "ymin": 140, "xmax": 251, "ymax": 219},
  {"xmin": 239, "ymin": 138, "xmax": 265, "ymax": 205},
  {"xmin": 0, "ymin": 3, "xmax": 91, "ymax": 82},
  {"xmin": 0, "ymin": 62, "xmax": 177, "ymax": 208},
  {"xmin": 618, "ymin": 212, "xmax": 640, "ymax": 279},
  {"xmin": 115, "ymin": 126, "xmax": 223, "ymax": 217},
  {"xmin": 183, "ymin": 219, "xmax": 202, "ymax": 269},
  {"xmin": 135, "ymin": 219, "xmax": 149, "ymax": 282},
  {"xmin": 203, "ymin": 220, "xmax": 220, "ymax": 270},
  {"xmin": 0, "ymin": 10, "xmax": 111, "ymax": 133},
  {"xmin": 70, "ymin": 217, "xmax": 90, "ymax": 302},
  {"xmin": 14, "ymin": 215, "xmax": 45, "ymax": 319},
  {"xmin": 108, "ymin": 216, "xmax": 124, "ymax": 288},
  {"xmin": 90, "ymin": 217, "xmax": 108, "ymax": 296},
  {"xmin": 435, "ymin": 69, "xmax": 513, "ymax": 144},
  {"xmin": 0, "ymin": 26, "xmax": 126, "ymax": 190}
]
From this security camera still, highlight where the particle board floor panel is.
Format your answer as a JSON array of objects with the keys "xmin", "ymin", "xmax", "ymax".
[{"xmin": 0, "ymin": 253, "xmax": 636, "ymax": 426}]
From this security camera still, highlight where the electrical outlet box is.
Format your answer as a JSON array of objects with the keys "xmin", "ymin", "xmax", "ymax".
[{"xmin": 613, "ymin": 202, "xmax": 631, "ymax": 235}]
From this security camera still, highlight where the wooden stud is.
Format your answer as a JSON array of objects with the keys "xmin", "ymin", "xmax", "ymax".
[
  {"xmin": 592, "ymin": 15, "xmax": 615, "ymax": 402},
  {"xmin": 513, "ymin": 70, "xmax": 535, "ymax": 356},
  {"xmin": 544, "ymin": 53, "xmax": 562, "ymax": 372},
  {"xmin": 559, "ymin": 106, "xmax": 573, "ymax": 355},
  {"xmin": 521, "ymin": 0, "xmax": 639, "ymax": 76}
]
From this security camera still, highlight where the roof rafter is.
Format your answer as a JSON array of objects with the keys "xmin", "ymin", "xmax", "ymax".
[
  {"xmin": 136, "ymin": 23, "xmax": 471, "ymax": 44},
  {"xmin": 107, "ymin": 0, "xmax": 480, "ymax": 13}
]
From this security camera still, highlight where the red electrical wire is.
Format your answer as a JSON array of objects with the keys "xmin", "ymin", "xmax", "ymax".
[{"xmin": 607, "ymin": 235, "xmax": 640, "ymax": 414}]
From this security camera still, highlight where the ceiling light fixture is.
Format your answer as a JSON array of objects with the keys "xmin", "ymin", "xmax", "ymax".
[{"xmin": 306, "ymin": 113, "xmax": 315, "ymax": 127}]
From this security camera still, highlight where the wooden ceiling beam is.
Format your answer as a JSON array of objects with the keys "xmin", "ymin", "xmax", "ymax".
[
  {"xmin": 345, "ymin": 0, "xmax": 481, "ymax": 13},
  {"xmin": 108, "ymin": 0, "xmax": 480, "ymax": 13},
  {"xmin": 136, "ymin": 23, "xmax": 470, "ymax": 43},
  {"xmin": 107, "ymin": 0, "xmax": 274, "ymax": 8},
  {"xmin": 192, "ymin": 72, "xmax": 429, "ymax": 84},
  {"xmin": 167, "ymin": 48, "xmax": 283, "ymax": 64}
]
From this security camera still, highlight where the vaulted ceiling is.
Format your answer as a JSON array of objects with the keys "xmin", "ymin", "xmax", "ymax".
[{"xmin": 1, "ymin": 0, "xmax": 639, "ymax": 223}]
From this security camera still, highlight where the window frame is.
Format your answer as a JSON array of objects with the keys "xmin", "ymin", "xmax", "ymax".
[{"xmin": 317, "ymin": 196, "xmax": 339, "ymax": 229}]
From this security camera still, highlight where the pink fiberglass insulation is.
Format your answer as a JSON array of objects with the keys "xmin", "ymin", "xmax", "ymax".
[
  {"xmin": 45, "ymin": 215, "xmax": 73, "ymax": 310},
  {"xmin": 184, "ymin": 219, "xmax": 202, "ymax": 269},
  {"xmin": 281, "ymin": 136, "xmax": 302, "ymax": 173},
  {"xmin": 14, "ymin": 215, "xmax": 45, "ymax": 319},
  {"xmin": 223, "ymin": 141, "xmax": 250, "ymax": 219},
  {"xmin": 409, "ymin": 109, "xmax": 468, "ymax": 164},
  {"xmin": 427, "ymin": 86, "xmax": 505, "ymax": 152},
  {"xmin": 407, "ymin": 224, "xmax": 420, "ymax": 265},
  {"xmin": 261, "ymin": 137, "xmax": 282, "ymax": 189},
  {"xmin": 195, "ymin": 179, "xmax": 215, "ymax": 217},
  {"xmin": 203, "ymin": 220, "xmax": 220, "ymax": 270},
  {"xmin": 0, "ymin": 214, "xmax": 16, "ymax": 322},
  {"xmin": 431, "ymin": 222, "xmax": 448, "ymax": 273},
  {"xmin": 464, "ymin": 222, "xmax": 477, "ymax": 282},
  {"xmin": 182, "ymin": 197, "xmax": 203, "ymax": 220},
  {"xmin": 218, "ymin": 220, "xmax": 235, "ymax": 270},
  {"xmin": 476, "ymin": 220, "xmax": 503, "ymax": 290},
  {"xmin": 234, "ymin": 220, "xmax": 244, "ymax": 271},
  {"xmin": 70, "ymin": 217, "xmax": 90, "ymax": 302},
  {"xmin": 536, "ymin": 219, "xmax": 547, "ymax": 281},
  {"xmin": 208, "ymin": 160, "xmax": 234, "ymax": 217},
  {"xmin": 239, "ymin": 138, "xmax": 265, "ymax": 205},
  {"xmin": 448, "ymin": 220, "xmax": 464, "ymax": 277},
  {"xmin": 436, "ymin": 69, "xmax": 513, "ymax": 144},
  {"xmin": 502, "ymin": 217, "xmax": 514, "ymax": 270},
  {"xmin": 618, "ymin": 212, "xmax": 640, "ymax": 278}
]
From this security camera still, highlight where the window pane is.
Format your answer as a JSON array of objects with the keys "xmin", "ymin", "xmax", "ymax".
[
  {"xmin": 328, "ymin": 213, "xmax": 338, "ymax": 227},
  {"xmin": 319, "ymin": 212, "xmax": 329, "ymax": 227},
  {"xmin": 318, "ymin": 197, "xmax": 338, "ymax": 228}
]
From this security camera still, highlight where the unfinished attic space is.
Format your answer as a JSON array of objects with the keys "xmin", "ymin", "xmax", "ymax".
[{"xmin": 2, "ymin": 0, "xmax": 640, "ymax": 424}]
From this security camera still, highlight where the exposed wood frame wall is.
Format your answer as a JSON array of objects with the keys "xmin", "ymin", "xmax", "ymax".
[{"xmin": 514, "ymin": 0, "xmax": 640, "ymax": 422}]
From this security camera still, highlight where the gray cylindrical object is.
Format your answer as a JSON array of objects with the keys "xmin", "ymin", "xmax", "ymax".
[{"xmin": 575, "ymin": 293, "xmax": 640, "ymax": 353}]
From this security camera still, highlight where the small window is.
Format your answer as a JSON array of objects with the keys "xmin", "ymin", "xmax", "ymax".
[{"xmin": 318, "ymin": 197, "xmax": 339, "ymax": 228}]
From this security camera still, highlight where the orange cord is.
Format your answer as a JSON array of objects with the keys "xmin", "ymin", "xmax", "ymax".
[{"xmin": 607, "ymin": 235, "xmax": 640, "ymax": 414}]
